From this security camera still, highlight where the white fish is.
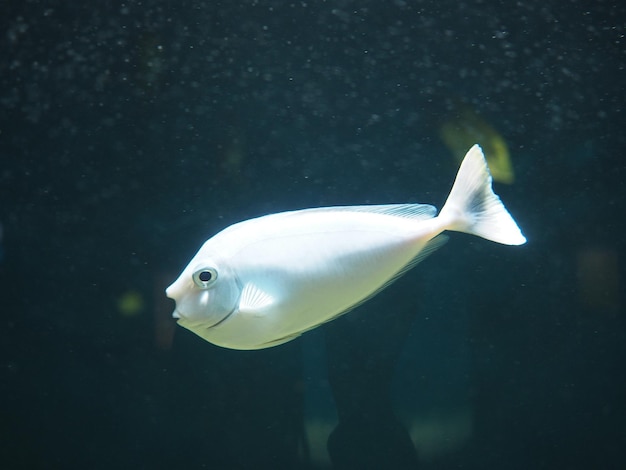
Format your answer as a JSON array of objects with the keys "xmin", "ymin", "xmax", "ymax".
[{"xmin": 166, "ymin": 145, "xmax": 526, "ymax": 350}]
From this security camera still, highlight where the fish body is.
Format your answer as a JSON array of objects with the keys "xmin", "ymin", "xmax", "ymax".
[{"xmin": 166, "ymin": 145, "xmax": 526, "ymax": 350}]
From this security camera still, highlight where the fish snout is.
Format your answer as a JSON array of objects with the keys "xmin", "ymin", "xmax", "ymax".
[
  {"xmin": 165, "ymin": 277, "xmax": 188, "ymax": 301},
  {"xmin": 165, "ymin": 281, "xmax": 186, "ymax": 319},
  {"xmin": 165, "ymin": 284, "xmax": 177, "ymax": 300}
]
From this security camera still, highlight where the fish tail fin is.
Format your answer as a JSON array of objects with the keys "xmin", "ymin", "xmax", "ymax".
[{"xmin": 438, "ymin": 144, "xmax": 526, "ymax": 245}]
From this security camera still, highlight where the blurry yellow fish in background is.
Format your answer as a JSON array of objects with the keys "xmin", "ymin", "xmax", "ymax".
[
  {"xmin": 219, "ymin": 127, "xmax": 246, "ymax": 180},
  {"xmin": 118, "ymin": 290, "xmax": 145, "ymax": 317},
  {"xmin": 439, "ymin": 102, "xmax": 515, "ymax": 184},
  {"xmin": 135, "ymin": 32, "xmax": 166, "ymax": 93},
  {"xmin": 577, "ymin": 247, "xmax": 620, "ymax": 314}
]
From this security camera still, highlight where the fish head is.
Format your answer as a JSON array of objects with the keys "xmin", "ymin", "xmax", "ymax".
[{"xmin": 166, "ymin": 256, "xmax": 240, "ymax": 330}]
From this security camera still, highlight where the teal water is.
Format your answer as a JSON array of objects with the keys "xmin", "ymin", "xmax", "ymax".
[{"xmin": 1, "ymin": 1, "xmax": 625, "ymax": 469}]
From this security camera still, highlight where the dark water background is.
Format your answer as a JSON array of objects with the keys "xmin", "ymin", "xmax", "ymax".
[{"xmin": 1, "ymin": 1, "xmax": 625, "ymax": 468}]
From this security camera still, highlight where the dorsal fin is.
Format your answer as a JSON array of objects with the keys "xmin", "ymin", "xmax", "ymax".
[{"xmin": 304, "ymin": 203, "xmax": 437, "ymax": 220}]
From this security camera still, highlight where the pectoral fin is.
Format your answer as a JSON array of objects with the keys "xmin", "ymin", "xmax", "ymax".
[{"xmin": 238, "ymin": 282, "xmax": 275, "ymax": 315}]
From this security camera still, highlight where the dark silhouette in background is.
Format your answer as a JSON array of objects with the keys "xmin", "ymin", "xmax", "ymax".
[{"xmin": 325, "ymin": 292, "xmax": 421, "ymax": 469}]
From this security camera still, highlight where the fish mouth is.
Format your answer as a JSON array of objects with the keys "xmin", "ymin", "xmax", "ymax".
[{"xmin": 171, "ymin": 307, "xmax": 236, "ymax": 329}]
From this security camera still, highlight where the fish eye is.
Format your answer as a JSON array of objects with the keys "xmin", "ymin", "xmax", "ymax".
[{"xmin": 192, "ymin": 268, "xmax": 218, "ymax": 288}]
